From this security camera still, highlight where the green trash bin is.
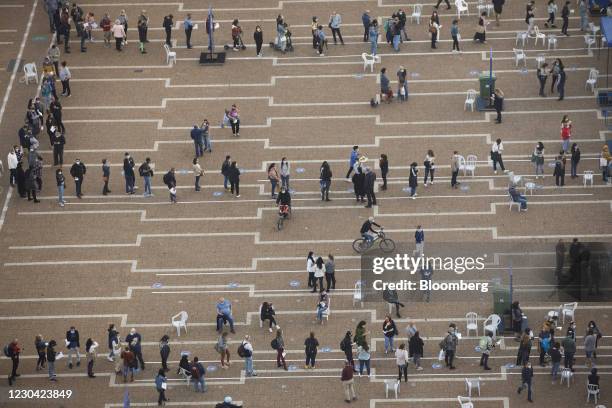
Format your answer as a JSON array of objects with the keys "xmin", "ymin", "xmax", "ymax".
[
  {"xmin": 479, "ymin": 72, "xmax": 496, "ymax": 100},
  {"xmin": 492, "ymin": 285, "xmax": 511, "ymax": 317}
]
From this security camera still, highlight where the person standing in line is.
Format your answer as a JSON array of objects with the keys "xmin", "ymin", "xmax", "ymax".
[
  {"xmin": 107, "ymin": 324, "xmax": 118, "ymax": 362},
  {"xmin": 363, "ymin": 167, "xmax": 376, "ymax": 207},
  {"xmin": 221, "ymin": 155, "xmax": 231, "ymax": 190},
  {"xmin": 560, "ymin": 115, "xmax": 572, "ymax": 152},
  {"xmin": 423, "ymin": 150, "xmax": 435, "ymax": 186},
  {"xmin": 352, "ymin": 167, "xmax": 365, "ymax": 203},
  {"xmin": 346, "ymin": 146, "xmax": 359, "ymax": 179},
  {"xmin": 396, "ymin": 343, "xmax": 409, "ymax": 382},
  {"xmin": 228, "ymin": 161, "xmax": 241, "ymax": 198},
  {"xmin": 121, "ymin": 346, "xmax": 136, "ymax": 382},
  {"xmin": 341, "ymin": 360, "xmax": 357, "ymax": 403},
  {"xmin": 48, "ymin": 44, "xmax": 60, "ymax": 77},
  {"xmin": 46, "ymin": 340, "xmax": 57, "ymax": 381},
  {"xmin": 340, "ymin": 332, "xmax": 356, "ymax": 371},
  {"xmin": 329, "ymin": 11, "xmax": 344, "ymax": 45},
  {"xmin": 155, "ymin": 368, "xmax": 168, "ymax": 405},
  {"xmin": 35, "ymin": 335, "xmax": 47, "ymax": 372},
  {"xmin": 450, "ymin": 19, "xmax": 460, "ymax": 52},
  {"xmin": 362, "ymin": 10, "xmax": 371, "ymax": 41},
  {"xmin": 517, "ymin": 361, "xmax": 534, "ymax": 402},
  {"xmin": 66, "ymin": 326, "xmax": 81, "ymax": 369},
  {"xmin": 429, "ymin": 14, "xmax": 440, "ymax": 49},
  {"xmin": 193, "ymin": 158, "xmax": 203, "ymax": 192},
  {"xmin": 533, "ymin": 142, "xmax": 545, "ymax": 178},
  {"xmin": 325, "ymin": 254, "xmax": 336, "ymax": 290},
  {"xmin": 100, "ymin": 13, "xmax": 112, "ymax": 47},
  {"xmin": 409, "ymin": 331, "xmax": 424, "ymax": 370},
  {"xmin": 414, "ymin": 225, "xmax": 424, "ymax": 257},
  {"xmin": 304, "ymin": 331, "xmax": 319, "ymax": 369},
  {"xmin": 6, "ymin": 339, "xmax": 21, "ymax": 386},
  {"xmin": 229, "ymin": 104, "xmax": 240, "ymax": 137},
  {"xmin": 273, "ymin": 329, "xmax": 287, "ymax": 370},
  {"xmin": 357, "ymin": 342, "xmax": 371, "ymax": 377},
  {"xmin": 279, "ymin": 157, "xmax": 290, "ymax": 189},
  {"xmin": 216, "ymin": 332, "xmax": 231, "ymax": 369},
  {"xmin": 56, "ymin": 168, "xmax": 65, "ymax": 207},
  {"xmin": 579, "ymin": 0, "xmax": 588, "ymax": 31},
  {"xmin": 125, "ymin": 328, "xmax": 145, "ymax": 371},
  {"xmin": 137, "ymin": 10, "xmax": 149, "ymax": 53},
  {"xmin": 550, "ymin": 342, "xmax": 562, "ymax": 382},
  {"xmin": 397, "ymin": 9, "xmax": 410, "ymax": 41},
  {"xmin": 85, "ymin": 338, "xmax": 98, "ymax": 378},
  {"xmin": 538, "ymin": 62, "xmax": 549, "ymax": 97},
  {"xmin": 191, "ymin": 124, "xmax": 204, "ymax": 157},
  {"xmin": 184, "ymin": 13, "xmax": 193, "ymax": 49},
  {"xmin": 442, "ymin": 329, "xmax": 458, "ymax": 369},
  {"xmin": 369, "ymin": 19, "xmax": 379, "ymax": 55},
  {"xmin": 52, "ymin": 131, "xmax": 65, "ymax": 167},
  {"xmin": 254, "ymin": 25, "xmax": 263, "ymax": 57},
  {"xmin": 570, "ymin": 143, "xmax": 580, "ymax": 178},
  {"xmin": 584, "ymin": 330, "xmax": 596, "ymax": 367},
  {"xmin": 312, "ymin": 256, "xmax": 326, "ymax": 293},
  {"xmin": 102, "ymin": 159, "xmax": 111, "ymax": 195},
  {"xmin": 491, "ymin": 138, "xmax": 506, "ymax": 174},
  {"xmin": 111, "ymin": 19, "xmax": 126, "ymax": 51},
  {"xmin": 315, "ymin": 24, "xmax": 326, "ymax": 56},
  {"xmin": 268, "ymin": 163, "xmax": 280, "ymax": 198},
  {"xmin": 159, "ymin": 335, "xmax": 170, "ymax": 372},
  {"xmin": 408, "ymin": 162, "xmax": 418, "ymax": 199},
  {"xmin": 139, "ymin": 157, "xmax": 153, "ymax": 197},
  {"xmin": 554, "ymin": 154, "xmax": 566, "ymax": 186},
  {"xmin": 241, "ymin": 335, "xmax": 256, "ymax": 377},
  {"xmin": 492, "ymin": 0, "xmax": 504, "ymax": 25},
  {"xmin": 383, "ymin": 315, "xmax": 398, "ymax": 354},
  {"xmin": 123, "ymin": 152, "xmax": 136, "ymax": 195},
  {"xmin": 451, "ymin": 151, "xmax": 460, "ymax": 188},
  {"xmin": 557, "ymin": 65, "xmax": 566, "ymax": 101},
  {"xmin": 191, "ymin": 357, "xmax": 206, "ymax": 392},
  {"xmin": 379, "ymin": 154, "xmax": 389, "ymax": 190},
  {"xmin": 600, "ymin": 145, "xmax": 611, "ymax": 183},
  {"xmin": 320, "ymin": 161, "xmax": 332, "ymax": 201},
  {"xmin": 59, "ymin": 7, "xmax": 71, "ymax": 53},
  {"xmin": 479, "ymin": 331, "xmax": 494, "ymax": 370},
  {"xmin": 397, "ymin": 66, "xmax": 408, "ymax": 102},
  {"xmin": 59, "ymin": 61, "xmax": 71, "ymax": 97},
  {"xmin": 117, "ymin": 9, "xmax": 128, "ymax": 45},
  {"xmin": 307, "ymin": 251, "xmax": 316, "ymax": 289},
  {"xmin": 492, "ymin": 88, "xmax": 504, "ymax": 123},
  {"xmin": 7, "ymin": 147, "xmax": 18, "ymax": 187},
  {"xmin": 561, "ymin": 1, "xmax": 570, "ymax": 35},
  {"xmin": 163, "ymin": 14, "xmax": 173, "ymax": 46}
]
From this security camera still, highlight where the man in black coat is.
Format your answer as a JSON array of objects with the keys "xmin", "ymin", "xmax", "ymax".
[
  {"xmin": 123, "ymin": 152, "xmax": 136, "ymax": 194},
  {"xmin": 363, "ymin": 167, "xmax": 377, "ymax": 208},
  {"xmin": 69, "ymin": 158, "xmax": 86, "ymax": 198}
]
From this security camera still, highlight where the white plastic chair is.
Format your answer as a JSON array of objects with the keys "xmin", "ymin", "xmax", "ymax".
[
  {"xmin": 516, "ymin": 32, "xmax": 528, "ymax": 47},
  {"xmin": 353, "ymin": 281, "xmax": 363, "ymax": 308},
  {"xmin": 362, "ymin": 53, "xmax": 381, "ymax": 73},
  {"xmin": 561, "ymin": 302, "xmax": 577, "ymax": 324},
  {"xmin": 384, "ymin": 379, "xmax": 400, "ymax": 398},
  {"xmin": 535, "ymin": 54, "xmax": 546, "ymax": 69},
  {"xmin": 583, "ymin": 170, "xmax": 594, "ymax": 187},
  {"xmin": 461, "ymin": 154, "xmax": 477, "ymax": 176},
  {"xmin": 547, "ymin": 34, "xmax": 558, "ymax": 50},
  {"xmin": 171, "ymin": 311, "xmax": 188, "ymax": 336},
  {"xmin": 587, "ymin": 383, "xmax": 600, "ymax": 404},
  {"xmin": 483, "ymin": 314, "xmax": 501, "ymax": 337},
  {"xmin": 560, "ymin": 368, "xmax": 573, "ymax": 388},
  {"xmin": 585, "ymin": 34, "xmax": 596, "ymax": 51},
  {"xmin": 164, "ymin": 44, "xmax": 177, "ymax": 65},
  {"xmin": 509, "ymin": 195, "xmax": 521, "ymax": 211},
  {"xmin": 411, "ymin": 4, "xmax": 423, "ymax": 24},
  {"xmin": 465, "ymin": 378, "xmax": 481, "ymax": 396},
  {"xmin": 524, "ymin": 180, "xmax": 537, "ymax": 195},
  {"xmin": 178, "ymin": 367, "xmax": 191, "ymax": 385},
  {"xmin": 457, "ymin": 396, "xmax": 474, "ymax": 408},
  {"xmin": 23, "ymin": 63, "xmax": 38, "ymax": 85},
  {"xmin": 464, "ymin": 89, "xmax": 477, "ymax": 111},
  {"xmin": 514, "ymin": 48, "xmax": 526, "ymax": 67},
  {"xmin": 466, "ymin": 312, "xmax": 478, "ymax": 336},
  {"xmin": 455, "ymin": 0, "xmax": 469, "ymax": 19},
  {"xmin": 533, "ymin": 26, "xmax": 546, "ymax": 46},
  {"xmin": 586, "ymin": 69, "xmax": 598, "ymax": 92},
  {"xmin": 477, "ymin": 0, "xmax": 493, "ymax": 16}
]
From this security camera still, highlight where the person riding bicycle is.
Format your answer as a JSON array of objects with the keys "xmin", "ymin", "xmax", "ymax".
[
  {"xmin": 360, "ymin": 216, "xmax": 381, "ymax": 245},
  {"xmin": 276, "ymin": 186, "xmax": 291, "ymax": 216}
]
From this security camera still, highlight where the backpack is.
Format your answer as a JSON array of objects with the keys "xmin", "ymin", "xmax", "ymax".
[
  {"xmin": 190, "ymin": 365, "xmax": 200, "ymax": 378},
  {"xmin": 340, "ymin": 339, "xmax": 346, "ymax": 351},
  {"xmin": 163, "ymin": 172, "xmax": 171, "ymax": 185},
  {"xmin": 270, "ymin": 338, "xmax": 279, "ymax": 350},
  {"xmin": 237, "ymin": 343, "xmax": 247, "ymax": 358},
  {"xmin": 3, "ymin": 345, "xmax": 11, "ymax": 357},
  {"xmin": 138, "ymin": 164, "xmax": 146, "ymax": 177}
]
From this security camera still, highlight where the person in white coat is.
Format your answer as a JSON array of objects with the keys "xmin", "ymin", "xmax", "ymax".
[
  {"xmin": 307, "ymin": 251, "xmax": 316, "ymax": 289},
  {"xmin": 7, "ymin": 147, "xmax": 18, "ymax": 186},
  {"xmin": 396, "ymin": 343, "xmax": 409, "ymax": 382},
  {"xmin": 491, "ymin": 138, "xmax": 507, "ymax": 174}
]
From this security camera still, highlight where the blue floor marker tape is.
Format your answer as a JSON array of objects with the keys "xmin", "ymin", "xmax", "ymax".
[
  {"xmin": 296, "ymin": 168, "xmax": 305, "ymax": 173},
  {"xmin": 228, "ymin": 282, "xmax": 240, "ymax": 288},
  {"xmin": 289, "ymin": 280, "xmax": 300, "ymax": 287},
  {"xmin": 321, "ymin": 347, "xmax": 331, "ymax": 353},
  {"xmin": 151, "ymin": 283, "xmax": 163, "ymax": 289},
  {"xmin": 213, "ymin": 191, "xmax": 223, "ymax": 197},
  {"xmin": 432, "ymin": 363, "xmax": 442, "ymax": 369}
]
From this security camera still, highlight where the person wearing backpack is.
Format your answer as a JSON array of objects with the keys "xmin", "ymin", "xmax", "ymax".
[
  {"xmin": 340, "ymin": 331, "xmax": 356, "ymax": 371},
  {"xmin": 191, "ymin": 356, "xmax": 207, "ymax": 392},
  {"xmin": 383, "ymin": 315, "xmax": 398, "ymax": 353},
  {"xmin": 239, "ymin": 335, "xmax": 256, "ymax": 376},
  {"xmin": 271, "ymin": 328, "xmax": 287, "ymax": 370},
  {"xmin": 159, "ymin": 335, "xmax": 170, "ymax": 372},
  {"xmin": 304, "ymin": 331, "xmax": 319, "ymax": 369},
  {"xmin": 155, "ymin": 368, "xmax": 168, "ymax": 405},
  {"xmin": 228, "ymin": 161, "xmax": 241, "ymax": 198},
  {"xmin": 121, "ymin": 346, "xmax": 136, "ymax": 382},
  {"xmin": 479, "ymin": 331, "xmax": 494, "ymax": 370},
  {"xmin": 6, "ymin": 339, "xmax": 21, "ymax": 386},
  {"xmin": 408, "ymin": 330, "xmax": 424, "ymax": 370},
  {"xmin": 140, "ymin": 158, "xmax": 154, "ymax": 197},
  {"xmin": 442, "ymin": 329, "xmax": 458, "ymax": 369},
  {"xmin": 163, "ymin": 168, "xmax": 177, "ymax": 203}
]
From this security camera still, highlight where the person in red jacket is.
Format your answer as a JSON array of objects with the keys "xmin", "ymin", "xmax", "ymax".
[
  {"xmin": 100, "ymin": 13, "xmax": 112, "ymax": 47},
  {"xmin": 341, "ymin": 360, "xmax": 357, "ymax": 403},
  {"xmin": 7, "ymin": 338, "xmax": 21, "ymax": 386}
]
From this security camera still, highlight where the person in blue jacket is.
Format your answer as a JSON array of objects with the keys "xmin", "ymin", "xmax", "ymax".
[
  {"xmin": 155, "ymin": 368, "xmax": 168, "ymax": 405},
  {"xmin": 345, "ymin": 146, "xmax": 360, "ymax": 179}
]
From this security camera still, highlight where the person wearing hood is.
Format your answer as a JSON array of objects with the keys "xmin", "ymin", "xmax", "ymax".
[{"xmin": 408, "ymin": 162, "xmax": 418, "ymax": 199}]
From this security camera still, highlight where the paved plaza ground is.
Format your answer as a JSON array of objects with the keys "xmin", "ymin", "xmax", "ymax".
[{"xmin": 0, "ymin": 0, "xmax": 610, "ymax": 407}]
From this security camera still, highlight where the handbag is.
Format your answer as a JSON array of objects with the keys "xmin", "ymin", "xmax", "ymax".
[
  {"xmin": 600, "ymin": 157, "xmax": 609, "ymax": 167},
  {"xmin": 428, "ymin": 25, "xmax": 436, "ymax": 34}
]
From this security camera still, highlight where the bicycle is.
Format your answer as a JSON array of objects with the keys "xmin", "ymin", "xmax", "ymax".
[
  {"xmin": 277, "ymin": 204, "xmax": 291, "ymax": 230},
  {"xmin": 352, "ymin": 228, "xmax": 396, "ymax": 253}
]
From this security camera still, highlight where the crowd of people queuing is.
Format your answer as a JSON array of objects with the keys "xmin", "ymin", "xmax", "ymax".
[{"xmin": 0, "ymin": 1, "xmax": 609, "ymax": 407}]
